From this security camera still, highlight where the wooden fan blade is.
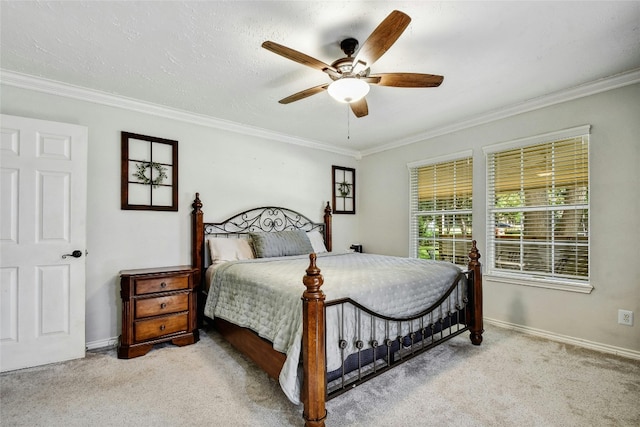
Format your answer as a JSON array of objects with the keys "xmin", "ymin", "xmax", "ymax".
[
  {"xmin": 352, "ymin": 10, "xmax": 411, "ymax": 74},
  {"xmin": 350, "ymin": 98, "xmax": 368, "ymax": 118},
  {"xmin": 369, "ymin": 73, "xmax": 444, "ymax": 88},
  {"xmin": 360, "ymin": 76, "xmax": 382, "ymax": 84},
  {"xmin": 278, "ymin": 84, "xmax": 329, "ymax": 104},
  {"xmin": 262, "ymin": 41, "xmax": 338, "ymax": 75}
]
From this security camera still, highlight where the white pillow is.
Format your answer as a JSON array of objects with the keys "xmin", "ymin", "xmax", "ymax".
[
  {"xmin": 208, "ymin": 238, "xmax": 255, "ymax": 264},
  {"xmin": 307, "ymin": 230, "xmax": 328, "ymax": 253}
]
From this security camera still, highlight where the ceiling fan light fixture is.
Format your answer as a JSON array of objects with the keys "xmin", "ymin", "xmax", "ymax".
[{"xmin": 327, "ymin": 77, "xmax": 370, "ymax": 103}]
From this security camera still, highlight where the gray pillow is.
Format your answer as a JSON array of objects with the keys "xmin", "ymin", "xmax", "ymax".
[{"xmin": 250, "ymin": 230, "xmax": 314, "ymax": 258}]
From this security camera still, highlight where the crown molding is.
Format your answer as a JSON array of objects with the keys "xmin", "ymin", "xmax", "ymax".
[
  {"xmin": 3, "ymin": 68, "xmax": 638, "ymax": 160},
  {"xmin": 361, "ymin": 68, "xmax": 640, "ymax": 157},
  {"xmin": 0, "ymin": 69, "xmax": 361, "ymax": 159}
]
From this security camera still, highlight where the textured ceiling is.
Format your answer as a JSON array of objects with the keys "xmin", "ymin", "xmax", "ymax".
[{"xmin": 1, "ymin": 1, "xmax": 639, "ymax": 154}]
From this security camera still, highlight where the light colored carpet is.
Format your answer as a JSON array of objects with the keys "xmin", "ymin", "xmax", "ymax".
[{"xmin": 1, "ymin": 324, "xmax": 638, "ymax": 426}]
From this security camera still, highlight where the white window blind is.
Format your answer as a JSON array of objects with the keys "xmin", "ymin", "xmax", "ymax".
[
  {"xmin": 485, "ymin": 126, "xmax": 590, "ymax": 286},
  {"xmin": 409, "ymin": 154, "xmax": 473, "ymax": 265}
]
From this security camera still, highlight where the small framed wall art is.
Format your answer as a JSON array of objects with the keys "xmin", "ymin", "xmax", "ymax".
[
  {"xmin": 332, "ymin": 165, "xmax": 355, "ymax": 214},
  {"xmin": 121, "ymin": 132, "xmax": 178, "ymax": 211}
]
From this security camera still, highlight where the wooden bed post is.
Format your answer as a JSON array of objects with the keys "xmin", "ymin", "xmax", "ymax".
[
  {"xmin": 191, "ymin": 193, "xmax": 204, "ymax": 282},
  {"xmin": 301, "ymin": 254, "xmax": 327, "ymax": 427},
  {"xmin": 323, "ymin": 202, "xmax": 332, "ymax": 252},
  {"xmin": 467, "ymin": 240, "xmax": 484, "ymax": 345}
]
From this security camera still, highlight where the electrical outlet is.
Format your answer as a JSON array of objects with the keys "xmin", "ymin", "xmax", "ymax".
[{"xmin": 618, "ymin": 309, "xmax": 633, "ymax": 326}]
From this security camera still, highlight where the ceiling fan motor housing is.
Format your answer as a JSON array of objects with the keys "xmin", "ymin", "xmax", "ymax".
[{"xmin": 330, "ymin": 38, "xmax": 371, "ymax": 81}]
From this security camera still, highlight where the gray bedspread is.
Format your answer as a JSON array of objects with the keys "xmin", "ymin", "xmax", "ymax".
[{"xmin": 204, "ymin": 252, "xmax": 463, "ymax": 404}]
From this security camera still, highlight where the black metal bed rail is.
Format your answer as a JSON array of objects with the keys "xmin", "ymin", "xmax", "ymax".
[{"xmin": 325, "ymin": 270, "xmax": 473, "ymax": 399}]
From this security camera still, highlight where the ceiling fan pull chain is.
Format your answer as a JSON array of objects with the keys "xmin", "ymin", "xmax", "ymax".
[{"xmin": 347, "ymin": 104, "xmax": 351, "ymax": 140}]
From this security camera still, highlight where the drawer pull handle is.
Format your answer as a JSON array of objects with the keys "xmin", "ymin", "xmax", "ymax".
[
  {"xmin": 160, "ymin": 325, "xmax": 166, "ymax": 331},
  {"xmin": 160, "ymin": 303, "xmax": 167, "ymax": 309},
  {"xmin": 160, "ymin": 282, "xmax": 167, "ymax": 288}
]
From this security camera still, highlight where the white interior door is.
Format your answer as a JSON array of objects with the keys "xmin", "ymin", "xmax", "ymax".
[{"xmin": 1, "ymin": 114, "xmax": 87, "ymax": 372}]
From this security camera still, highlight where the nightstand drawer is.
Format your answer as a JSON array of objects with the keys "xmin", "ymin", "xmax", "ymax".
[
  {"xmin": 135, "ymin": 293, "xmax": 189, "ymax": 319},
  {"xmin": 135, "ymin": 274, "xmax": 189, "ymax": 295},
  {"xmin": 134, "ymin": 313, "xmax": 188, "ymax": 342}
]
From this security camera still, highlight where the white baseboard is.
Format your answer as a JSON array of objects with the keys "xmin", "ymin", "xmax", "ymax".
[
  {"xmin": 485, "ymin": 317, "xmax": 640, "ymax": 360},
  {"xmin": 86, "ymin": 337, "xmax": 118, "ymax": 352}
]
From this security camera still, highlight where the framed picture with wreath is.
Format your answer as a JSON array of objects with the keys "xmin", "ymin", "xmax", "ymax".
[
  {"xmin": 121, "ymin": 132, "xmax": 178, "ymax": 211},
  {"xmin": 332, "ymin": 165, "xmax": 355, "ymax": 214}
]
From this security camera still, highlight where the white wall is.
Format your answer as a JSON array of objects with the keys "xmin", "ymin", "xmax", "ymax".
[
  {"xmin": 358, "ymin": 83, "xmax": 640, "ymax": 353},
  {"xmin": 3, "ymin": 81, "xmax": 638, "ymax": 355},
  {"xmin": 1, "ymin": 85, "xmax": 359, "ymax": 345}
]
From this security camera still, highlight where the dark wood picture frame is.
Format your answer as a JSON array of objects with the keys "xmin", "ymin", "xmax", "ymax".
[
  {"xmin": 332, "ymin": 165, "xmax": 356, "ymax": 214},
  {"xmin": 121, "ymin": 132, "xmax": 178, "ymax": 211}
]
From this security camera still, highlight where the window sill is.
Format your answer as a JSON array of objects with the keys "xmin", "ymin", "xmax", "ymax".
[{"xmin": 485, "ymin": 273, "xmax": 593, "ymax": 294}]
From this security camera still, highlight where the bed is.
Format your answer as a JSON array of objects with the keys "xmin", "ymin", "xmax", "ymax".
[{"xmin": 190, "ymin": 193, "xmax": 483, "ymax": 427}]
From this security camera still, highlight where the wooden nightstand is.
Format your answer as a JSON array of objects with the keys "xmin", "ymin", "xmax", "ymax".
[{"xmin": 118, "ymin": 265, "xmax": 199, "ymax": 359}]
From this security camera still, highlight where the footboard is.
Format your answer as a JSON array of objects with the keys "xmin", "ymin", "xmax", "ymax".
[
  {"xmin": 325, "ymin": 271, "xmax": 470, "ymax": 397},
  {"xmin": 301, "ymin": 242, "xmax": 483, "ymax": 427}
]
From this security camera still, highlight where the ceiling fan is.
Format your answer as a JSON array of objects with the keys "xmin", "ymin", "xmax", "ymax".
[{"xmin": 262, "ymin": 10, "xmax": 443, "ymax": 118}]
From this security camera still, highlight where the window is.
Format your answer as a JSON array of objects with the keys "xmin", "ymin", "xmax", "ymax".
[
  {"xmin": 484, "ymin": 126, "xmax": 590, "ymax": 292},
  {"xmin": 409, "ymin": 152, "xmax": 473, "ymax": 265}
]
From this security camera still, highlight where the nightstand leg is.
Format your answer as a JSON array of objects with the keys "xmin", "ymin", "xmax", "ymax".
[
  {"xmin": 172, "ymin": 331, "xmax": 199, "ymax": 347},
  {"xmin": 118, "ymin": 342, "xmax": 153, "ymax": 359}
]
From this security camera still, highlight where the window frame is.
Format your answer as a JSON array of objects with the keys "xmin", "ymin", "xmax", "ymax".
[
  {"xmin": 483, "ymin": 125, "xmax": 592, "ymax": 293},
  {"xmin": 121, "ymin": 131, "xmax": 178, "ymax": 211},
  {"xmin": 408, "ymin": 151, "xmax": 473, "ymax": 266}
]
